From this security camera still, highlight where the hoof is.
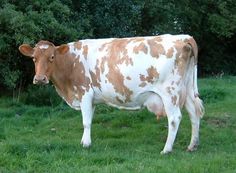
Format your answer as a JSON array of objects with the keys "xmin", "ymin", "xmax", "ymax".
[
  {"xmin": 160, "ymin": 150, "xmax": 172, "ymax": 155},
  {"xmin": 187, "ymin": 145, "xmax": 198, "ymax": 152},
  {"xmin": 81, "ymin": 139, "xmax": 91, "ymax": 148},
  {"xmin": 81, "ymin": 141, "xmax": 91, "ymax": 148}
]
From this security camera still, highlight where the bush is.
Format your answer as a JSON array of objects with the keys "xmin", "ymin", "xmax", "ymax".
[
  {"xmin": 200, "ymin": 87, "xmax": 227, "ymax": 103},
  {"xmin": 95, "ymin": 104, "xmax": 116, "ymax": 114},
  {"xmin": 22, "ymin": 84, "xmax": 62, "ymax": 107},
  {"xmin": 0, "ymin": 0, "xmax": 236, "ymax": 93}
]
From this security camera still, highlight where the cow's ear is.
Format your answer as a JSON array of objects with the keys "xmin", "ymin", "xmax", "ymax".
[
  {"xmin": 56, "ymin": 44, "xmax": 69, "ymax": 54},
  {"xmin": 19, "ymin": 44, "xmax": 34, "ymax": 57}
]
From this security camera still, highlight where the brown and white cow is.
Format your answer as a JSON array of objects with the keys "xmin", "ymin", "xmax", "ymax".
[{"xmin": 19, "ymin": 34, "xmax": 204, "ymax": 154}]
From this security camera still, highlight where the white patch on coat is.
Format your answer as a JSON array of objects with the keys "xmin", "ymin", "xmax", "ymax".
[
  {"xmin": 71, "ymin": 99, "xmax": 80, "ymax": 110},
  {"xmin": 73, "ymin": 86, "xmax": 77, "ymax": 91},
  {"xmin": 39, "ymin": 45, "xmax": 49, "ymax": 49},
  {"xmin": 68, "ymin": 43, "xmax": 80, "ymax": 58}
]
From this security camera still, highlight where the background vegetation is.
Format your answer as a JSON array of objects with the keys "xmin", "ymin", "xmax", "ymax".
[{"xmin": 0, "ymin": 0, "xmax": 236, "ymax": 93}]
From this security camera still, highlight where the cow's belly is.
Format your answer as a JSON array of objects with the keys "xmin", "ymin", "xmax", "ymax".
[
  {"xmin": 93, "ymin": 85, "xmax": 163, "ymax": 111},
  {"xmin": 93, "ymin": 88, "xmax": 165, "ymax": 117}
]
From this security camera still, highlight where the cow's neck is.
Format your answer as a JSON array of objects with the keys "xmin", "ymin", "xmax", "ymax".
[
  {"xmin": 50, "ymin": 54, "xmax": 75, "ymax": 104},
  {"xmin": 50, "ymin": 53, "xmax": 91, "ymax": 105}
]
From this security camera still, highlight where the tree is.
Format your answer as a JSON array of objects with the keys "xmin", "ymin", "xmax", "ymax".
[
  {"xmin": 0, "ymin": 0, "xmax": 92, "ymax": 92},
  {"xmin": 0, "ymin": 0, "xmax": 235, "ymax": 94}
]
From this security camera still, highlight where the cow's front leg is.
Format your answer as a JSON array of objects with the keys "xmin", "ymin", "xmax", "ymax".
[{"xmin": 80, "ymin": 93, "xmax": 94, "ymax": 148}]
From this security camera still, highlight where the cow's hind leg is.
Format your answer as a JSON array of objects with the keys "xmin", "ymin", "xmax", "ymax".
[
  {"xmin": 161, "ymin": 98, "xmax": 182, "ymax": 154},
  {"xmin": 185, "ymin": 95, "xmax": 200, "ymax": 151}
]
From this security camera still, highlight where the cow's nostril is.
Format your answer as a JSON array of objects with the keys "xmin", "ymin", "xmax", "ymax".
[
  {"xmin": 33, "ymin": 75, "xmax": 48, "ymax": 84},
  {"xmin": 33, "ymin": 77, "xmax": 38, "ymax": 84}
]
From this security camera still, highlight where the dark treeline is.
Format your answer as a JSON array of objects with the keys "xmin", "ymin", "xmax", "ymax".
[{"xmin": 0, "ymin": 0, "xmax": 236, "ymax": 92}]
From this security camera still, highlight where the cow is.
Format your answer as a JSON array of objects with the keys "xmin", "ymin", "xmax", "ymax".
[{"xmin": 19, "ymin": 34, "xmax": 204, "ymax": 154}]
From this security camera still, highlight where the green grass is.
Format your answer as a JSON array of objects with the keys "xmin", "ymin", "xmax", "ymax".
[{"xmin": 1, "ymin": 76, "xmax": 236, "ymax": 173}]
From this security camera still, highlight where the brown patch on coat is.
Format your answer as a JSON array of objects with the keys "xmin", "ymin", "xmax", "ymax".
[
  {"xmin": 150, "ymin": 36, "xmax": 162, "ymax": 42},
  {"xmin": 116, "ymin": 96, "xmax": 124, "ymax": 104},
  {"xmin": 117, "ymin": 52, "xmax": 134, "ymax": 66},
  {"xmin": 147, "ymin": 37, "xmax": 165, "ymax": 58},
  {"xmin": 82, "ymin": 45, "xmax": 88, "ymax": 60},
  {"xmin": 173, "ymin": 40, "xmax": 191, "ymax": 76},
  {"xmin": 126, "ymin": 76, "xmax": 131, "ymax": 80},
  {"xmin": 171, "ymin": 121, "xmax": 176, "ymax": 129},
  {"xmin": 74, "ymin": 41, "xmax": 82, "ymax": 50},
  {"xmin": 166, "ymin": 47, "xmax": 174, "ymax": 58},
  {"xmin": 166, "ymin": 87, "xmax": 172, "ymax": 95},
  {"xmin": 72, "ymin": 58, "xmax": 91, "ymax": 101},
  {"xmin": 147, "ymin": 66, "xmax": 159, "ymax": 79},
  {"xmin": 100, "ymin": 56, "xmax": 107, "ymax": 73},
  {"xmin": 133, "ymin": 42, "xmax": 148, "ymax": 54},
  {"xmin": 103, "ymin": 38, "xmax": 133, "ymax": 102},
  {"xmin": 99, "ymin": 43, "xmax": 107, "ymax": 52},
  {"xmin": 131, "ymin": 37, "xmax": 145, "ymax": 42},
  {"xmin": 99, "ymin": 37, "xmax": 144, "ymax": 52},
  {"xmin": 51, "ymin": 51, "xmax": 91, "ymax": 103},
  {"xmin": 184, "ymin": 37, "xmax": 198, "ymax": 64},
  {"xmin": 140, "ymin": 66, "xmax": 159, "ymax": 84},
  {"xmin": 173, "ymin": 40, "xmax": 182, "ymax": 59},
  {"xmin": 139, "ymin": 82, "xmax": 147, "ymax": 87},
  {"xmin": 171, "ymin": 95, "xmax": 177, "ymax": 105},
  {"xmin": 89, "ymin": 59, "xmax": 101, "ymax": 90}
]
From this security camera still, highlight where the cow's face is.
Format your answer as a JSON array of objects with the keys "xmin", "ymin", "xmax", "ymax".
[{"xmin": 19, "ymin": 41, "xmax": 69, "ymax": 84}]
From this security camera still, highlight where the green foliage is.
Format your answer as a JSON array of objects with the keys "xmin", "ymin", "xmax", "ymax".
[
  {"xmin": 95, "ymin": 104, "xmax": 116, "ymax": 114},
  {"xmin": 22, "ymin": 84, "xmax": 62, "ymax": 107},
  {"xmin": 200, "ymin": 87, "xmax": 226, "ymax": 103},
  {"xmin": 0, "ymin": 0, "xmax": 92, "ymax": 91},
  {"xmin": 0, "ymin": 0, "xmax": 236, "ymax": 92},
  {"xmin": 75, "ymin": 0, "xmax": 143, "ymax": 38},
  {"xmin": 0, "ymin": 65, "xmax": 21, "ymax": 90},
  {"xmin": 208, "ymin": 0, "xmax": 236, "ymax": 38}
]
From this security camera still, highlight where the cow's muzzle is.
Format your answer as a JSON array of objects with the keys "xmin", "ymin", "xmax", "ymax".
[{"xmin": 33, "ymin": 75, "xmax": 49, "ymax": 85}]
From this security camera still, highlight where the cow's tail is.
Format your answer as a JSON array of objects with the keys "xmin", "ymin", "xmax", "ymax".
[{"xmin": 185, "ymin": 37, "xmax": 205, "ymax": 118}]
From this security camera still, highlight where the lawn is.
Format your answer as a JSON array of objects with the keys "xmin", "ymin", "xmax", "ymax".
[{"xmin": 0, "ymin": 76, "xmax": 236, "ymax": 173}]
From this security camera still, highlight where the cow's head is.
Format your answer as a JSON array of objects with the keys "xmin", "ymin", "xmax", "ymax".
[{"xmin": 19, "ymin": 41, "xmax": 69, "ymax": 84}]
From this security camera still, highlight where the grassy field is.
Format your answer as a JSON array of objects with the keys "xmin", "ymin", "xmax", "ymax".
[{"xmin": 0, "ymin": 76, "xmax": 236, "ymax": 173}]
